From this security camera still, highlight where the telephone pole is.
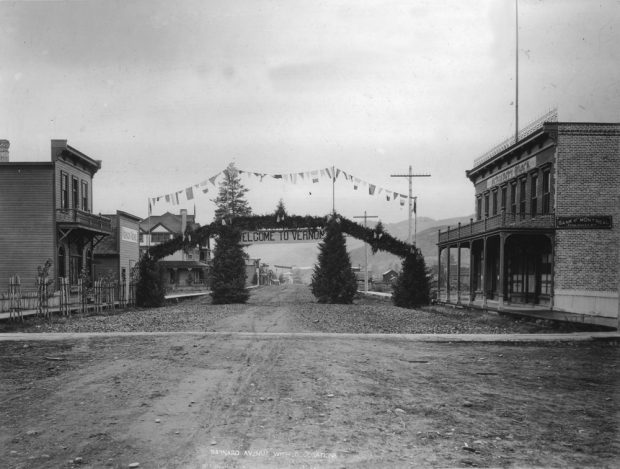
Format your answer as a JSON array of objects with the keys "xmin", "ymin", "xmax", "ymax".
[
  {"xmin": 390, "ymin": 165, "xmax": 430, "ymax": 245},
  {"xmin": 353, "ymin": 211, "xmax": 378, "ymax": 293}
]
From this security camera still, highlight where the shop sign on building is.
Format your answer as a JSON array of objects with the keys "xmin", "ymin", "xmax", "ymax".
[
  {"xmin": 121, "ymin": 227, "xmax": 139, "ymax": 243},
  {"xmin": 241, "ymin": 228, "xmax": 325, "ymax": 244},
  {"xmin": 486, "ymin": 156, "xmax": 537, "ymax": 189},
  {"xmin": 556, "ymin": 216, "xmax": 612, "ymax": 229}
]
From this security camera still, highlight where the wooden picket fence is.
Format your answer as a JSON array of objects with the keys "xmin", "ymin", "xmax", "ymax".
[{"xmin": 2, "ymin": 276, "xmax": 137, "ymax": 320}]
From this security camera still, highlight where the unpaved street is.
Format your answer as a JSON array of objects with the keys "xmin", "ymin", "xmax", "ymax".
[{"xmin": 1, "ymin": 286, "xmax": 619, "ymax": 468}]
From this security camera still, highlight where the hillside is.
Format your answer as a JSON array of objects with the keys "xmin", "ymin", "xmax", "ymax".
[{"xmin": 348, "ymin": 215, "xmax": 473, "ymax": 277}]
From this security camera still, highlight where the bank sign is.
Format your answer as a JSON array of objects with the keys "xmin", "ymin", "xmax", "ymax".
[{"xmin": 241, "ymin": 228, "xmax": 326, "ymax": 244}]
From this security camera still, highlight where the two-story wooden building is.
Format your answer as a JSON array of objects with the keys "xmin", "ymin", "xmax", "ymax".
[
  {"xmin": 437, "ymin": 114, "xmax": 619, "ymax": 328},
  {"xmin": 0, "ymin": 139, "xmax": 112, "ymax": 289},
  {"xmin": 139, "ymin": 210, "xmax": 210, "ymax": 289}
]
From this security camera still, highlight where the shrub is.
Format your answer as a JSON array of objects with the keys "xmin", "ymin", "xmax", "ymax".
[{"xmin": 392, "ymin": 249, "xmax": 431, "ymax": 308}]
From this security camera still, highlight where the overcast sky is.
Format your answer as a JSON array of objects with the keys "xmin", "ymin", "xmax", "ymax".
[{"xmin": 1, "ymin": 0, "xmax": 618, "ymax": 224}]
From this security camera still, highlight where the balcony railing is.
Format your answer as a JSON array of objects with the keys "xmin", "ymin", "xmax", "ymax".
[
  {"xmin": 438, "ymin": 212, "xmax": 555, "ymax": 244},
  {"xmin": 56, "ymin": 209, "xmax": 112, "ymax": 233}
]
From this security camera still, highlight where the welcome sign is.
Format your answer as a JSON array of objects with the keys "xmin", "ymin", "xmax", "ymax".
[{"xmin": 241, "ymin": 228, "xmax": 325, "ymax": 244}]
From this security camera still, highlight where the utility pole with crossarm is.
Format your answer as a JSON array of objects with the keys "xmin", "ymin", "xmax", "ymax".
[
  {"xmin": 353, "ymin": 211, "xmax": 379, "ymax": 293},
  {"xmin": 390, "ymin": 165, "xmax": 431, "ymax": 245}
]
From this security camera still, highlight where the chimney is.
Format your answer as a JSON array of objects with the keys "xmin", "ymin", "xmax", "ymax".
[
  {"xmin": 51, "ymin": 139, "xmax": 67, "ymax": 161},
  {"xmin": 0, "ymin": 140, "xmax": 9, "ymax": 162},
  {"xmin": 180, "ymin": 209, "xmax": 187, "ymax": 234}
]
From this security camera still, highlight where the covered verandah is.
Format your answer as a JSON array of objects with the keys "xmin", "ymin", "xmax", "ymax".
[{"xmin": 437, "ymin": 224, "xmax": 554, "ymax": 313}]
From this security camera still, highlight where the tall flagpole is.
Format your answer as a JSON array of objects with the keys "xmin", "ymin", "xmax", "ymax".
[
  {"xmin": 515, "ymin": 0, "xmax": 519, "ymax": 143},
  {"xmin": 332, "ymin": 165, "xmax": 336, "ymax": 213}
]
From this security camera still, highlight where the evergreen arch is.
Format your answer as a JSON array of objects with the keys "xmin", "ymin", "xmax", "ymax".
[{"xmin": 140, "ymin": 207, "xmax": 430, "ymax": 307}]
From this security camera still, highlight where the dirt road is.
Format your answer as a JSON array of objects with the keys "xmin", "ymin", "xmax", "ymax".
[{"xmin": 1, "ymin": 286, "xmax": 619, "ymax": 468}]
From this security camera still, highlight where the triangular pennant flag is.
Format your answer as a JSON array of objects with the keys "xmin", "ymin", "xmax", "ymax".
[
  {"xmin": 202, "ymin": 186, "xmax": 209, "ymax": 194},
  {"xmin": 273, "ymin": 174, "xmax": 283, "ymax": 179},
  {"xmin": 312, "ymin": 177, "xmax": 319, "ymax": 183},
  {"xmin": 186, "ymin": 187, "xmax": 194, "ymax": 200},
  {"xmin": 369, "ymin": 184, "xmax": 376, "ymax": 195},
  {"xmin": 335, "ymin": 169, "xmax": 341, "ymax": 180},
  {"xmin": 209, "ymin": 173, "xmax": 220, "ymax": 185},
  {"xmin": 165, "ymin": 194, "xmax": 170, "ymax": 203},
  {"xmin": 400, "ymin": 198, "xmax": 405, "ymax": 206},
  {"xmin": 325, "ymin": 167, "xmax": 332, "ymax": 179}
]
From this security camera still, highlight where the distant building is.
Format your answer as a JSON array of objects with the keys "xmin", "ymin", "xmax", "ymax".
[
  {"xmin": 139, "ymin": 210, "xmax": 209, "ymax": 289},
  {"xmin": 437, "ymin": 115, "xmax": 619, "ymax": 328},
  {"xmin": 0, "ymin": 139, "xmax": 112, "ymax": 288},
  {"xmin": 382, "ymin": 269, "xmax": 399, "ymax": 284},
  {"xmin": 93, "ymin": 210, "xmax": 141, "ymax": 291}
]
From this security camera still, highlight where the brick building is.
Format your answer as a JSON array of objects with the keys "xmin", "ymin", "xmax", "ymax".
[
  {"xmin": 0, "ymin": 139, "xmax": 112, "ymax": 289},
  {"xmin": 437, "ymin": 114, "xmax": 619, "ymax": 328}
]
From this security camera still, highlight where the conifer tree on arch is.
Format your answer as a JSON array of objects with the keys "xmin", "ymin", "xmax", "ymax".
[{"xmin": 311, "ymin": 217, "xmax": 358, "ymax": 304}]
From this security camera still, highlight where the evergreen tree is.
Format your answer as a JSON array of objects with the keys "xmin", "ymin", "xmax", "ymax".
[
  {"xmin": 136, "ymin": 255, "xmax": 166, "ymax": 307},
  {"xmin": 275, "ymin": 199, "xmax": 287, "ymax": 222},
  {"xmin": 311, "ymin": 218, "xmax": 358, "ymax": 304},
  {"xmin": 210, "ymin": 226, "xmax": 250, "ymax": 304},
  {"xmin": 213, "ymin": 163, "xmax": 252, "ymax": 221},
  {"xmin": 392, "ymin": 248, "xmax": 431, "ymax": 308}
]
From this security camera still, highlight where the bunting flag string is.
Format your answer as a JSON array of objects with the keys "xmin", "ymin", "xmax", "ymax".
[{"xmin": 148, "ymin": 164, "xmax": 418, "ymax": 213}]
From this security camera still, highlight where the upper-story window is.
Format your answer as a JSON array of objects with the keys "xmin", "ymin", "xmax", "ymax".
[
  {"xmin": 501, "ymin": 186, "xmax": 507, "ymax": 213},
  {"xmin": 530, "ymin": 173, "xmax": 538, "ymax": 217},
  {"xmin": 151, "ymin": 232, "xmax": 172, "ymax": 243},
  {"xmin": 542, "ymin": 169, "xmax": 551, "ymax": 214},
  {"xmin": 81, "ymin": 180, "xmax": 89, "ymax": 212},
  {"xmin": 492, "ymin": 190, "xmax": 498, "ymax": 216},
  {"xmin": 72, "ymin": 176, "xmax": 79, "ymax": 209},
  {"xmin": 60, "ymin": 172, "xmax": 69, "ymax": 209},
  {"xmin": 476, "ymin": 196, "xmax": 482, "ymax": 221},
  {"xmin": 510, "ymin": 182, "xmax": 517, "ymax": 214},
  {"xmin": 519, "ymin": 178, "xmax": 527, "ymax": 217},
  {"xmin": 484, "ymin": 193, "xmax": 490, "ymax": 218}
]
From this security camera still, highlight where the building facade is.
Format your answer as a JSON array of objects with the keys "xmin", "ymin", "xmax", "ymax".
[
  {"xmin": 437, "ymin": 117, "xmax": 619, "ymax": 328},
  {"xmin": 0, "ymin": 140, "xmax": 112, "ymax": 289},
  {"xmin": 93, "ymin": 211, "xmax": 141, "ymax": 291},
  {"xmin": 139, "ymin": 210, "xmax": 210, "ymax": 289}
]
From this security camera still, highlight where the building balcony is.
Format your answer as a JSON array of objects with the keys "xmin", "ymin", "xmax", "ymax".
[
  {"xmin": 56, "ymin": 209, "xmax": 112, "ymax": 235},
  {"xmin": 438, "ymin": 212, "xmax": 555, "ymax": 245}
]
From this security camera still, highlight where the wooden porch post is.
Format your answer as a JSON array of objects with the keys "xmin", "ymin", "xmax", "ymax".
[
  {"xmin": 456, "ymin": 242, "xmax": 462, "ymax": 305},
  {"xmin": 498, "ymin": 233, "xmax": 506, "ymax": 310},
  {"xmin": 437, "ymin": 243, "xmax": 442, "ymax": 302},
  {"xmin": 468, "ymin": 241, "xmax": 474, "ymax": 306},
  {"xmin": 482, "ymin": 236, "xmax": 488, "ymax": 308},
  {"xmin": 446, "ymin": 246, "xmax": 451, "ymax": 303}
]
